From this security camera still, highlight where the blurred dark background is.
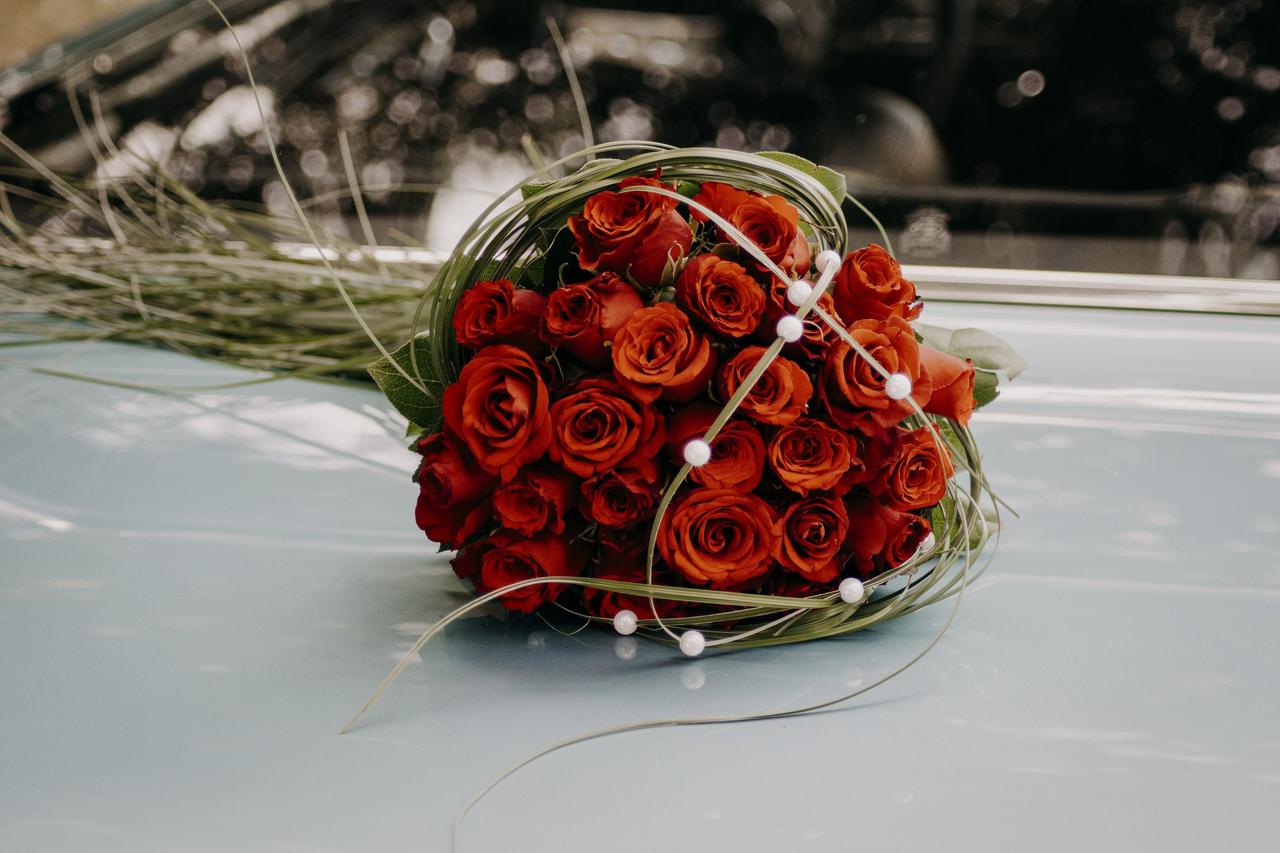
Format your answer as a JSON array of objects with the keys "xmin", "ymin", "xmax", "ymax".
[{"xmin": 3, "ymin": 0, "xmax": 1279, "ymax": 278}]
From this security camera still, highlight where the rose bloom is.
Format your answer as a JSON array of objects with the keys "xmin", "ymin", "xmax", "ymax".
[
  {"xmin": 442, "ymin": 345, "xmax": 551, "ymax": 480},
  {"xmin": 919, "ymin": 346, "xmax": 976, "ymax": 426},
  {"xmin": 580, "ymin": 466, "xmax": 660, "ymax": 528},
  {"xmin": 659, "ymin": 488, "xmax": 778, "ymax": 588},
  {"xmin": 842, "ymin": 427, "xmax": 902, "ymax": 490},
  {"xmin": 845, "ymin": 492, "xmax": 932, "ymax": 577},
  {"xmin": 665, "ymin": 404, "xmax": 765, "ymax": 491},
  {"xmin": 492, "ymin": 466, "xmax": 575, "ymax": 536},
  {"xmin": 819, "ymin": 315, "xmax": 931, "ymax": 432},
  {"xmin": 542, "ymin": 271, "xmax": 643, "ymax": 368},
  {"xmin": 774, "ymin": 493, "xmax": 849, "ymax": 583},
  {"xmin": 767, "ymin": 418, "xmax": 855, "ymax": 496},
  {"xmin": 717, "ymin": 346, "xmax": 813, "ymax": 425},
  {"xmin": 831, "ymin": 244, "xmax": 921, "ymax": 323},
  {"xmin": 674, "ymin": 254, "xmax": 766, "ymax": 338},
  {"xmin": 760, "ymin": 277, "xmax": 846, "ymax": 360},
  {"xmin": 568, "ymin": 176, "xmax": 693, "ymax": 286},
  {"xmin": 413, "ymin": 431, "xmax": 496, "ymax": 548},
  {"xmin": 611, "ymin": 302, "xmax": 716, "ymax": 403},
  {"xmin": 452, "ymin": 278, "xmax": 547, "ymax": 354},
  {"xmin": 452, "ymin": 530, "xmax": 588, "ymax": 613},
  {"xmin": 548, "ymin": 378, "xmax": 665, "ymax": 479},
  {"xmin": 873, "ymin": 427, "xmax": 954, "ymax": 511},
  {"xmin": 691, "ymin": 181, "xmax": 810, "ymax": 276}
]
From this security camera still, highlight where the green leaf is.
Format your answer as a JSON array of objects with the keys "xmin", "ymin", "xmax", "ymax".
[
  {"xmin": 972, "ymin": 370, "xmax": 1000, "ymax": 408},
  {"xmin": 368, "ymin": 338, "xmax": 443, "ymax": 431},
  {"xmin": 757, "ymin": 151, "xmax": 847, "ymax": 206},
  {"xmin": 915, "ymin": 323, "xmax": 1026, "ymax": 380}
]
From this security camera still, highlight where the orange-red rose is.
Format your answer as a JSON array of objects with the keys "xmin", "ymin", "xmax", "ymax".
[
  {"xmin": 659, "ymin": 488, "xmax": 778, "ymax": 588},
  {"xmin": 691, "ymin": 181, "xmax": 810, "ymax": 276},
  {"xmin": 568, "ymin": 176, "xmax": 693, "ymax": 286},
  {"xmin": 611, "ymin": 302, "xmax": 716, "ymax": 403},
  {"xmin": 819, "ymin": 315, "xmax": 931, "ymax": 432},
  {"xmin": 580, "ymin": 466, "xmax": 660, "ymax": 528},
  {"xmin": 920, "ymin": 346, "xmax": 976, "ymax": 425},
  {"xmin": 413, "ymin": 431, "xmax": 496, "ymax": 547},
  {"xmin": 774, "ymin": 493, "xmax": 849, "ymax": 582},
  {"xmin": 549, "ymin": 378, "xmax": 665, "ymax": 479},
  {"xmin": 542, "ymin": 271, "xmax": 643, "ymax": 368},
  {"xmin": 674, "ymin": 254, "xmax": 766, "ymax": 338},
  {"xmin": 452, "ymin": 278, "xmax": 547, "ymax": 354},
  {"xmin": 453, "ymin": 530, "xmax": 588, "ymax": 613},
  {"xmin": 492, "ymin": 466, "xmax": 575, "ymax": 536},
  {"xmin": 767, "ymin": 418, "xmax": 855, "ymax": 496},
  {"xmin": 831, "ymin": 245, "xmax": 921, "ymax": 323},
  {"xmin": 442, "ymin": 345, "xmax": 551, "ymax": 480},
  {"xmin": 717, "ymin": 346, "xmax": 812, "ymax": 425},
  {"xmin": 872, "ymin": 427, "xmax": 953, "ymax": 511},
  {"xmin": 665, "ymin": 404, "xmax": 765, "ymax": 491},
  {"xmin": 844, "ymin": 492, "xmax": 932, "ymax": 577}
]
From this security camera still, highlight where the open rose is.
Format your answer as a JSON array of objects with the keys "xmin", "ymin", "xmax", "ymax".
[
  {"xmin": 691, "ymin": 182, "xmax": 810, "ymax": 276},
  {"xmin": 767, "ymin": 418, "xmax": 855, "ymax": 495},
  {"xmin": 674, "ymin": 254, "xmax": 765, "ymax": 338},
  {"xmin": 568, "ymin": 176, "xmax": 693, "ymax": 286},
  {"xmin": 845, "ymin": 492, "xmax": 932, "ymax": 577},
  {"xmin": 842, "ymin": 427, "xmax": 903, "ymax": 490},
  {"xmin": 413, "ymin": 431, "xmax": 496, "ymax": 548},
  {"xmin": 492, "ymin": 466, "xmax": 575, "ymax": 536},
  {"xmin": 580, "ymin": 466, "xmax": 660, "ymax": 528},
  {"xmin": 920, "ymin": 346, "xmax": 976, "ymax": 425},
  {"xmin": 542, "ymin": 272, "xmax": 643, "ymax": 368},
  {"xmin": 456, "ymin": 530, "xmax": 588, "ymax": 613},
  {"xmin": 872, "ymin": 427, "xmax": 953, "ymax": 511},
  {"xmin": 659, "ymin": 488, "xmax": 778, "ymax": 588},
  {"xmin": 665, "ymin": 404, "xmax": 765, "ymax": 491},
  {"xmin": 831, "ymin": 244, "xmax": 921, "ymax": 324},
  {"xmin": 774, "ymin": 493, "xmax": 849, "ymax": 582},
  {"xmin": 760, "ymin": 277, "xmax": 846, "ymax": 360},
  {"xmin": 452, "ymin": 279, "xmax": 547, "ymax": 354},
  {"xmin": 549, "ymin": 378, "xmax": 665, "ymax": 479},
  {"xmin": 612, "ymin": 303, "xmax": 716, "ymax": 403},
  {"xmin": 718, "ymin": 346, "xmax": 813, "ymax": 425},
  {"xmin": 819, "ymin": 315, "xmax": 931, "ymax": 432},
  {"xmin": 442, "ymin": 345, "xmax": 551, "ymax": 480}
]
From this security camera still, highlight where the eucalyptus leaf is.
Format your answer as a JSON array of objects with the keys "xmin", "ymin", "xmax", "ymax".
[
  {"xmin": 915, "ymin": 323, "xmax": 1026, "ymax": 380},
  {"xmin": 368, "ymin": 339, "xmax": 443, "ymax": 431},
  {"xmin": 972, "ymin": 370, "xmax": 1000, "ymax": 408},
  {"xmin": 757, "ymin": 151, "xmax": 848, "ymax": 206}
]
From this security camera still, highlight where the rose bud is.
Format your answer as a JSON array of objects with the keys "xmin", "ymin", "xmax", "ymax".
[
  {"xmin": 492, "ymin": 466, "xmax": 576, "ymax": 537},
  {"xmin": 542, "ymin": 271, "xmax": 644, "ymax": 368},
  {"xmin": 871, "ymin": 427, "xmax": 954, "ymax": 511},
  {"xmin": 442, "ymin": 344, "xmax": 552, "ymax": 481},
  {"xmin": 452, "ymin": 278, "xmax": 547, "ymax": 355},
  {"xmin": 844, "ymin": 492, "xmax": 932, "ymax": 577},
  {"xmin": 611, "ymin": 303, "xmax": 716, "ymax": 403},
  {"xmin": 580, "ymin": 466, "xmax": 661, "ymax": 528},
  {"xmin": 819, "ymin": 315, "xmax": 931, "ymax": 432},
  {"xmin": 674, "ymin": 254, "xmax": 766, "ymax": 338},
  {"xmin": 549, "ymin": 378, "xmax": 666, "ymax": 479},
  {"xmin": 659, "ymin": 488, "xmax": 779, "ymax": 589},
  {"xmin": 568, "ymin": 176, "xmax": 693, "ymax": 287},
  {"xmin": 665, "ymin": 404, "xmax": 766, "ymax": 492},
  {"xmin": 413, "ymin": 430, "xmax": 497, "ymax": 548},
  {"xmin": 717, "ymin": 345, "xmax": 813, "ymax": 425},
  {"xmin": 759, "ymin": 277, "xmax": 846, "ymax": 360},
  {"xmin": 831, "ymin": 244, "xmax": 921, "ymax": 324},
  {"xmin": 774, "ymin": 493, "xmax": 850, "ymax": 583},
  {"xmin": 467, "ymin": 530, "xmax": 589, "ymax": 613},
  {"xmin": 767, "ymin": 418, "xmax": 855, "ymax": 496},
  {"xmin": 919, "ymin": 346, "xmax": 976, "ymax": 426}
]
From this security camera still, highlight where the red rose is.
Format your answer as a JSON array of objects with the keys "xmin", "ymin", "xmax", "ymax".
[
  {"xmin": 919, "ymin": 346, "xmax": 976, "ymax": 425},
  {"xmin": 665, "ymin": 404, "xmax": 766, "ymax": 491},
  {"xmin": 492, "ymin": 466, "xmax": 575, "ymax": 536},
  {"xmin": 690, "ymin": 181, "xmax": 754, "ymax": 223},
  {"xmin": 548, "ymin": 378, "xmax": 666, "ymax": 479},
  {"xmin": 462, "ymin": 530, "xmax": 588, "ymax": 613},
  {"xmin": 774, "ymin": 493, "xmax": 849, "ymax": 583},
  {"xmin": 842, "ymin": 427, "xmax": 902, "ymax": 489},
  {"xmin": 819, "ymin": 315, "xmax": 931, "ymax": 432},
  {"xmin": 442, "ymin": 345, "xmax": 552, "ymax": 480},
  {"xmin": 831, "ymin": 245, "xmax": 921, "ymax": 323},
  {"xmin": 844, "ymin": 492, "xmax": 932, "ymax": 577},
  {"xmin": 760, "ymin": 277, "xmax": 846, "ymax": 360},
  {"xmin": 692, "ymin": 181, "xmax": 810, "ymax": 276},
  {"xmin": 767, "ymin": 417, "xmax": 855, "ymax": 496},
  {"xmin": 452, "ymin": 279, "xmax": 547, "ymax": 354},
  {"xmin": 674, "ymin": 254, "xmax": 766, "ymax": 338},
  {"xmin": 717, "ymin": 346, "xmax": 813, "ymax": 425},
  {"xmin": 568, "ymin": 176, "xmax": 693, "ymax": 286},
  {"xmin": 765, "ymin": 571, "xmax": 833, "ymax": 598},
  {"xmin": 581, "ymin": 466, "xmax": 660, "ymax": 528},
  {"xmin": 872, "ymin": 427, "xmax": 953, "ymax": 511},
  {"xmin": 611, "ymin": 303, "xmax": 716, "ymax": 403},
  {"xmin": 659, "ymin": 488, "xmax": 778, "ymax": 588},
  {"xmin": 542, "ymin": 272, "xmax": 644, "ymax": 368},
  {"xmin": 413, "ymin": 431, "xmax": 496, "ymax": 548}
]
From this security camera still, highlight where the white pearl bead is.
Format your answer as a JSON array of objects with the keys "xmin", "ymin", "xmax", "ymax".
[
  {"xmin": 884, "ymin": 372, "xmax": 913, "ymax": 400},
  {"xmin": 683, "ymin": 439, "xmax": 712, "ymax": 467},
  {"xmin": 838, "ymin": 577, "xmax": 865, "ymax": 604},
  {"xmin": 786, "ymin": 279, "xmax": 813, "ymax": 307},
  {"xmin": 815, "ymin": 249, "xmax": 842, "ymax": 274},
  {"xmin": 612, "ymin": 609, "xmax": 638, "ymax": 636},
  {"xmin": 775, "ymin": 315, "xmax": 804, "ymax": 343},
  {"xmin": 679, "ymin": 629, "xmax": 706, "ymax": 657}
]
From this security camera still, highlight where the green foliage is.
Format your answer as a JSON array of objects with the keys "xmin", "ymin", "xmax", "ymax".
[
  {"xmin": 368, "ymin": 339, "xmax": 443, "ymax": 432},
  {"xmin": 757, "ymin": 151, "xmax": 848, "ymax": 207}
]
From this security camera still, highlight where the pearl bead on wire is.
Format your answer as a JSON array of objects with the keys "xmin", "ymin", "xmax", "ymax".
[
  {"xmin": 683, "ymin": 439, "xmax": 712, "ymax": 468},
  {"xmin": 838, "ymin": 577, "xmax": 865, "ymax": 604},
  {"xmin": 815, "ymin": 249, "xmax": 842, "ymax": 274},
  {"xmin": 775, "ymin": 315, "xmax": 804, "ymax": 342},
  {"xmin": 786, "ymin": 279, "xmax": 813, "ymax": 307},
  {"xmin": 885, "ymin": 373, "xmax": 913, "ymax": 400},
  {"xmin": 612, "ymin": 609, "xmax": 638, "ymax": 636},
  {"xmin": 679, "ymin": 629, "xmax": 706, "ymax": 657}
]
